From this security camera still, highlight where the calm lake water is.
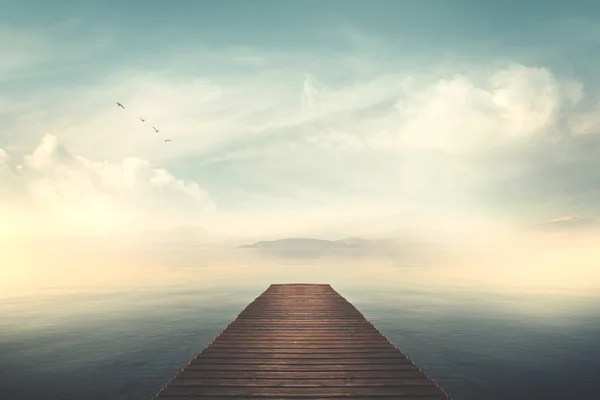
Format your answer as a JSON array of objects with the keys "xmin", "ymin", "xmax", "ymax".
[{"xmin": 1, "ymin": 244, "xmax": 599, "ymax": 399}]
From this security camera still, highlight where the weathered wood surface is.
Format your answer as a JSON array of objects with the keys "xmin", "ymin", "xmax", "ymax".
[{"xmin": 154, "ymin": 283, "xmax": 451, "ymax": 399}]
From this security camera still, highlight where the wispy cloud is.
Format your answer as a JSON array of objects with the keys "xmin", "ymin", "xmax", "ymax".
[
  {"xmin": 533, "ymin": 215, "xmax": 600, "ymax": 233},
  {"xmin": 3, "ymin": 16, "xmax": 600, "ymax": 244},
  {"xmin": 0, "ymin": 26, "xmax": 47, "ymax": 77},
  {"xmin": 0, "ymin": 23, "xmax": 116, "ymax": 82}
]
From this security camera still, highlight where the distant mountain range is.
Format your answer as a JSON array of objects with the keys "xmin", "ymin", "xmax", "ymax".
[
  {"xmin": 239, "ymin": 237, "xmax": 393, "ymax": 249},
  {"xmin": 237, "ymin": 236, "xmax": 451, "ymax": 264}
]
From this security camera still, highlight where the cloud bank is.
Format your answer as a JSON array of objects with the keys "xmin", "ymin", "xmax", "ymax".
[
  {"xmin": 2, "ymin": 47, "xmax": 600, "ymax": 244},
  {"xmin": 0, "ymin": 134, "xmax": 214, "ymax": 239}
]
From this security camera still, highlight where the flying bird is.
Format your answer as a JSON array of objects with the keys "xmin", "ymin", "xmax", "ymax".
[
  {"xmin": 153, "ymin": 125, "xmax": 159, "ymax": 133},
  {"xmin": 165, "ymin": 139, "xmax": 172, "ymax": 143},
  {"xmin": 139, "ymin": 117, "xmax": 145, "ymax": 122},
  {"xmin": 116, "ymin": 102, "xmax": 125, "ymax": 109}
]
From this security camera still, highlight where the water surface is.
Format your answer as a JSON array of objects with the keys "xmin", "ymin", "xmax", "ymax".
[{"xmin": 1, "ymin": 244, "xmax": 599, "ymax": 399}]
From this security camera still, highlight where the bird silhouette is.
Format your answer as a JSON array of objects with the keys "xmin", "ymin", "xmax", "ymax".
[
  {"xmin": 165, "ymin": 139, "xmax": 172, "ymax": 143},
  {"xmin": 153, "ymin": 126, "xmax": 159, "ymax": 133},
  {"xmin": 116, "ymin": 102, "xmax": 125, "ymax": 109}
]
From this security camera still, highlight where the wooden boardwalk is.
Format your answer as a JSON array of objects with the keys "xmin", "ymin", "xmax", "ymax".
[{"xmin": 154, "ymin": 284, "xmax": 451, "ymax": 399}]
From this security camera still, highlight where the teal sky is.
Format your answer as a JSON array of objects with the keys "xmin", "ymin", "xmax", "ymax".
[
  {"xmin": 2, "ymin": 0, "xmax": 600, "ymax": 242},
  {"xmin": 4, "ymin": 1, "xmax": 600, "ymax": 86}
]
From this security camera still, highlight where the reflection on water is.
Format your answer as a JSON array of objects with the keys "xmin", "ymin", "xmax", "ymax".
[{"xmin": 1, "ymin": 244, "xmax": 600, "ymax": 399}]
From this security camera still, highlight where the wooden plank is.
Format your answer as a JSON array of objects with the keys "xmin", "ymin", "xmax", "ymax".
[
  {"xmin": 201, "ymin": 347, "xmax": 397, "ymax": 353},
  {"xmin": 182, "ymin": 364, "xmax": 421, "ymax": 372},
  {"xmin": 189, "ymin": 360, "xmax": 412, "ymax": 365},
  {"xmin": 176, "ymin": 370, "xmax": 432, "ymax": 380},
  {"xmin": 231, "ymin": 322, "xmax": 370, "ymax": 324},
  {"xmin": 153, "ymin": 284, "xmax": 451, "ymax": 399},
  {"xmin": 206, "ymin": 343, "xmax": 396, "ymax": 348},
  {"xmin": 214, "ymin": 334, "xmax": 390, "ymax": 339},
  {"xmin": 208, "ymin": 340, "xmax": 394, "ymax": 345},
  {"xmin": 156, "ymin": 397, "xmax": 447, "ymax": 400},
  {"xmin": 157, "ymin": 386, "xmax": 448, "ymax": 397},
  {"xmin": 210, "ymin": 337, "xmax": 392, "ymax": 342},
  {"xmin": 167, "ymin": 378, "xmax": 437, "ymax": 387},
  {"xmin": 195, "ymin": 353, "xmax": 409, "ymax": 359}
]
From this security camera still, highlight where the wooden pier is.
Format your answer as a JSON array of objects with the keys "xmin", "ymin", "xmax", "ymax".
[{"xmin": 154, "ymin": 283, "xmax": 451, "ymax": 399}]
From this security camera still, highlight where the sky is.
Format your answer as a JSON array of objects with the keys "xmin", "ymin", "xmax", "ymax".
[{"xmin": 2, "ymin": 0, "xmax": 600, "ymax": 246}]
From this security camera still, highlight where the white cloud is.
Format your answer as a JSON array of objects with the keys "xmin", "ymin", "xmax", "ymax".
[
  {"xmin": 0, "ymin": 134, "xmax": 215, "ymax": 238},
  {"xmin": 0, "ymin": 148, "xmax": 8, "ymax": 164},
  {"xmin": 489, "ymin": 65, "xmax": 570, "ymax": 134},
  {"xmin": 305, "ymin": 64, "xmax": 583, "ymax": 154},
  {"xmin": 3, "ymin": 43, "xmax": 600, "ymax": 243},
  {"xmin": 2, "ymin": 59, "xmax": 586, "ymax": 164},
  {"xmin": 306, "ymin": 128, "xmax": 365, "ymax": 152}
]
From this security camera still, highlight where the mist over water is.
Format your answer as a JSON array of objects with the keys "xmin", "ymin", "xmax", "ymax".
[
  {"xmin": 4, "ymin": 1, "xmax": 600, "ymax": 399},
  {"xmin": 1, "ymin": 240, "xmax": 600, "ymax": 400}
]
